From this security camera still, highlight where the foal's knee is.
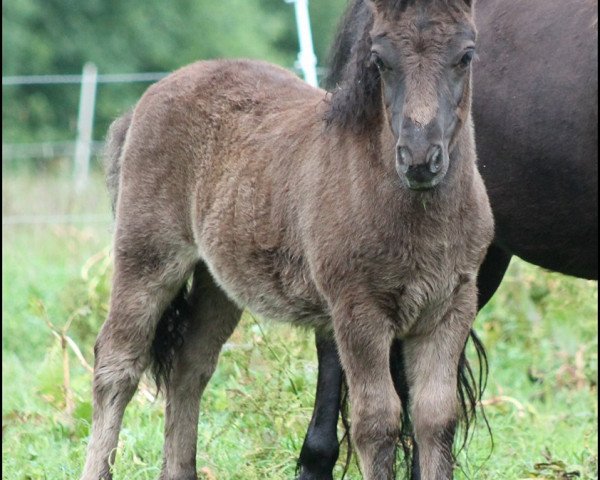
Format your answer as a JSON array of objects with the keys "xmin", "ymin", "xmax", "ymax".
[
  {"xmin": 351, "ymin": 397, "xmax": 401, "ymax": 475},
  {"xmin": 411, "ymin": 393, "xmax": 457, "ymax": 447}
]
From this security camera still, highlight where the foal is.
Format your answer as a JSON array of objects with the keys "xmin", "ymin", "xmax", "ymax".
[{"xmin": 82, "ymin": 0, "xmax": 492, "ymax": 479}]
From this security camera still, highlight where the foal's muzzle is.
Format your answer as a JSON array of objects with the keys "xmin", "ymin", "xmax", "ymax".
[{"xmin": 396, "ymin": 144, "xmax": 447, "ymax": 190}]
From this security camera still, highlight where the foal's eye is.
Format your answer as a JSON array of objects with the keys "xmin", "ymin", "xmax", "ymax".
[
  {"xmin": 457, "ymin": 49, "xmax": 475, "ymax": 68},
  {"xmin": 370, "ymin": 51, "xmax": 388, "ymax": 72}
]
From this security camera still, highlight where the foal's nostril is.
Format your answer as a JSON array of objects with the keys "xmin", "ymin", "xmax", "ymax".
[
  {"xmin": 396, "ymin": 146, "xmax": 412, "ymax": 172},
  {"xmin": 427, "ymin": 145, "xmax": 443, "ymax": 174}
]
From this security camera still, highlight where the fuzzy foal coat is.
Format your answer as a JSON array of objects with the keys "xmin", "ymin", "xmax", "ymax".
[{"xmin": 85, "ymin": 55, "xmax": 493, "ymax": 479}]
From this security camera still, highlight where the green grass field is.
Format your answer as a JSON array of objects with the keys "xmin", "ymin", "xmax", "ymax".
[{"xmin": 2, "ymin": 172, "xmax": 598, "ymax": 479}]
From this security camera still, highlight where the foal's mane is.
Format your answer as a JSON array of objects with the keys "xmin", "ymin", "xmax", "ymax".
[
  {"xmin": 323, "ymin": 0, "xmax": 381, "ymax": 134},
  {"xmin": 323, "ymin": 0, "xmax": 414, "ymax": 133}
]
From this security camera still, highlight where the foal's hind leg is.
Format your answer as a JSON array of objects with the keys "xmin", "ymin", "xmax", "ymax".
[
  {"xmin": 82, "ymin": 235, "xmax": 197, "ymax": 480},
  {"xmin": 160, "ymin": 263, "xmax": 241, "ymax": 480}
]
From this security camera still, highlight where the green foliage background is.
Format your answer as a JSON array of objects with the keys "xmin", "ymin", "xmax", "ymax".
[{"xmin": 2, "ymin": 0, "xmax": 346, "ymax": 144}]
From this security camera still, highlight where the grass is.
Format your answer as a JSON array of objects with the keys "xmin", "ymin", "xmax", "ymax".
[{"xmin": 2, "ymin": 172, "xmax": 598, "ymax": 479}]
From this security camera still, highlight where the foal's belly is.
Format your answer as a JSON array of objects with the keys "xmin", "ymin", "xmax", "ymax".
[
  {"xmin": 197, "ymin": 204, "xmax": 469, "ymax": 332},
  {"xmin": 194, "ymin": 175, "xmax": 328, "ymax": 327},
  {"xmin": 200, "ymin": 230, "xmax": 465, "ymax": 336},
  {"xmin": 200, "ymin": 241, "xmax": 328, "ymax": 326}
]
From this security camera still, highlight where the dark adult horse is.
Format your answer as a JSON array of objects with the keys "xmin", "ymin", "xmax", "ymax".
[{"xmin": 296, "ymin": 0, "xmax": 598, "ymax": 478}]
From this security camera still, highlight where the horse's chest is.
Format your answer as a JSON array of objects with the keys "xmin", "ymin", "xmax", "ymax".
[{"xmin": 366, "ymin": 241, "xmax": 468, "ymax": 333}]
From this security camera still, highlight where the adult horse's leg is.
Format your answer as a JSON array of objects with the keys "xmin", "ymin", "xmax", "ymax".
[
  {"xmin": 403, "ymin": 282, "xmax": 478, "ymax": 479},
  {"xmin": 297, "ymin": 330, "xmax": 344, "ymax": 480},
  {"xmin": 476, "ymin": 244, "xmax": 512, "ymax": 310},
  {"xmin": 332, "ymin": 295, "xmax": 401, "ymax": 480},
  {"xmin": 160, "ymin": 263, "xmax": 241, "ymax": 480},
  {"xmin": 82, "ymin": 226, "xmax": 197, "ymax": 480}
]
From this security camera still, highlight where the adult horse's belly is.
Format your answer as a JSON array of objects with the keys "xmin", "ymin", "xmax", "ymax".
[{"xmin": 473, "ymin": 0, "xmax": 598, "ymax": 279}]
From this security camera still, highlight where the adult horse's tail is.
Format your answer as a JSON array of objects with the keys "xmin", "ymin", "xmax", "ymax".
[{"xmin": 102, "ymin": 110, "xmax": 191, "ymax": 392}]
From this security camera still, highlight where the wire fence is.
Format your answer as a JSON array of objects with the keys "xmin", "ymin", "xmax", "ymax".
[
  {"xmin": 1, "ymin": 72, "xmax": 169, "ymax": 86},
  {"xmin": 2, "ymin": 140, "xmax": 105, "ymax": 162},
  {"xmin": 1, "ymin": 69, "xmax": 176, "ymax": 227},
  {"xmin": 1, "ymin": 67, "xmax": 323, "ymax": 228},
  {"xmin": 2, "ymin": 214, "xmax": 113, "ymax": 226},
  {"xmin": 2, "ymin": 68, "xmax": 328, "ymax": 164}
]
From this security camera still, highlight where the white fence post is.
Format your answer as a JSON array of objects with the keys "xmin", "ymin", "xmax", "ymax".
[
  {"xmin": 73, "ymin": 62, "xmax": 98, "ymax": 193},
  {"xmin": 286, "ymin": 0, "xmax": 318, "ymax": 87}
]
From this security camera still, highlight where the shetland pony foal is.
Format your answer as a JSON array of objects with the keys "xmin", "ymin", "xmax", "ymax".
[{"xmin": 82, "ymin": 0, "xmax": 492, "ymax": 478}]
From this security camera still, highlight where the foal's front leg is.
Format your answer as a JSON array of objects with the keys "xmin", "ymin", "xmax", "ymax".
[
  {"xmin": 332, "ymin": 299, "xmax": 400, "ymax": 480},
  {"xmin": 403, "ymin": 282, "xmax": 477, "ymax": 480}
]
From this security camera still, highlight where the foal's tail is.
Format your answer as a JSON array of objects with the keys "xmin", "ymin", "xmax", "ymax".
[
  {"xmin": 150, "ymin": 282, "xmax": 191, "ymax": 392},
  {"xmin": 103, "ymin": 109, "xmax": 134, "ymax": 215},
  {"xmin": 103, "ymin": 109, "xmax": 192, "ymax": 392}
]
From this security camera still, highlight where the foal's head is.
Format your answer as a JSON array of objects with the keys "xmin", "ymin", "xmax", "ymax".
[{"xmin": 326, "ymin": 0, "xmax": 477, "ymax": 191}]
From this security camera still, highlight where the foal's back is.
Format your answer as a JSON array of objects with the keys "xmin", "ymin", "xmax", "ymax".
[
  {"xmin": 117, "ymin": 60, "xmax": 331, "ymax": 322},
  {"xmin": 119, "ymin": 61, "xmax": 312, "ymax": 223},
  {"xmin": 120, "ymin": 59, "xmax": 323, "ymax": 201}
]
